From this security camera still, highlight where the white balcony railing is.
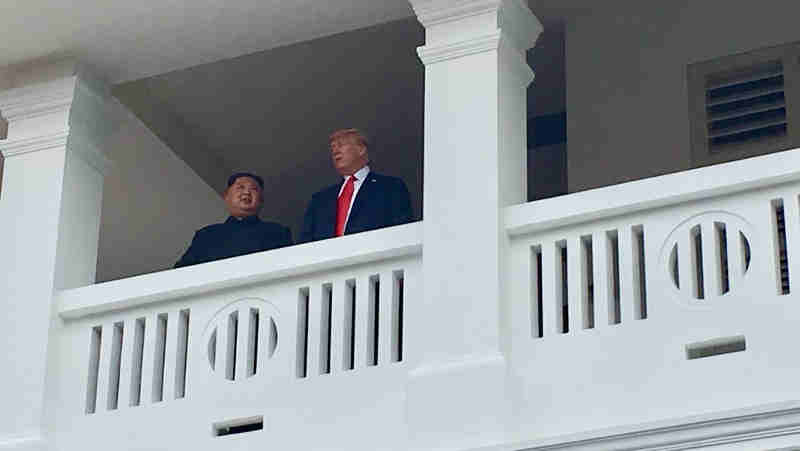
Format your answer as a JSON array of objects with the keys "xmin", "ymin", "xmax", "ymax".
[
  {"xmin": 53, "ymin": 223, "xmax": 421, "ymax": 451},
  {"xmin": 503, "ymin": 147, "xmax": 800, "ymax": 447},
  {"xmin": 48, "ymin": 148, "xmax": 800, "ymax": 451}
]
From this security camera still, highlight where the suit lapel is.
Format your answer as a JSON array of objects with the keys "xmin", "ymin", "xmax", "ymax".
[{"xmin": 346, "ymin": 173, "xmax": 379, "ymax": 232}]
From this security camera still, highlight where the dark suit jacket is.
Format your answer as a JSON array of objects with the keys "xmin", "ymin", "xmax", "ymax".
[
  {"xmin": 300, "ymin": 172, "xmax": 413, "ymax": 243},
  {"xmin": 175, "ymin": 215, "xmax": 292, "ymax": 268}
]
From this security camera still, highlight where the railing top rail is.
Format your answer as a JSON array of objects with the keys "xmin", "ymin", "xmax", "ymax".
[
  {"xmin": 57, "ymin": 222, "xmax": 422, "ymax": 320},
  {"xmin": 505, "ymin": 147, "xmax": 800, "ymax": 237}
]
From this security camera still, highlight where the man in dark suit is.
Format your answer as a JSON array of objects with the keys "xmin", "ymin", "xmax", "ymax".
[
  {"xmin": 175, "ymin": 172, "xmax": 292, "ymax": 267},
  {"xmin": 301, "ymin": 128, "xmax": 413, "ymax": 243}
]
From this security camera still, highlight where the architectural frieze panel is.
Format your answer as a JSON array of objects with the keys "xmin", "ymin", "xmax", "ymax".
[
  {"xmin": 416, "ymin": 31, "xmax": 502, "ymax": 65},
  {"xmin": 0, "ymin": 76, "xmax": 76, "ymax": 123},
  {"xmin": 0, "ymin": 131, "xmax": 69, "ymax": 158}
]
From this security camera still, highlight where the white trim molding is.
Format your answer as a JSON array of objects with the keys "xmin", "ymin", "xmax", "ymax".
[
  {"xmin": 476, "ymin": 401, "xmax": 800, "ymax": 451},
  {"xmin": 418, "ymin": 31, "xmax": 502, "ymax": 65},
  {"xmin": 0, "ymin": 76, "xmax": 76, "ymax": 123},
  {"xmin": 411, "ymin": 0, "xmax": 502, "ymax": 28},
  {"xmin": 411, "ymin": 0, "xmax": 542, "ymax": 53},
  {"xmin": 0, "ymin": 131, "xmax": 69, "ymax": 158}
]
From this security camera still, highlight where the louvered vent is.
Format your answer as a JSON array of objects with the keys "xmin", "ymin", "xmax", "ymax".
[{"xmin": 705, "ymin": 60, "xmax": 787, "ymax": 151}]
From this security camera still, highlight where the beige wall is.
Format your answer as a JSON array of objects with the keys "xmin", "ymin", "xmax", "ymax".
[{"xmin": 565, "ymin": 0, "xmax": 800, "ymax": 193}]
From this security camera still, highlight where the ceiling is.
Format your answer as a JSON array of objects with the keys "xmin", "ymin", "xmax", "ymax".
[{"xmin": 0, "ymin": 0, "xmax": 596, "ymax": 84}]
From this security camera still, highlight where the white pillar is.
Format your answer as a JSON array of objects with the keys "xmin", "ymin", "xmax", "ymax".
[
  {"xmin": 406, "ymin": 0, "xmax": 541, "ymax": 448},
  {"xmin": 0, "ymin": 70, "xmax": 112, "ymax": 449}
]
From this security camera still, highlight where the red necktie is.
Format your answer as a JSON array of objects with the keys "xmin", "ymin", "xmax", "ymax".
[{"xmin": 336, "ymin": 175, "xmax": 356, "ymax": 236}]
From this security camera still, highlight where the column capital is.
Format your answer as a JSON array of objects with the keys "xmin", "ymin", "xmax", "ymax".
[
  {"xmin": 0, "ymin": 76, "xmax": 76, "ymax": 124},
  {"xmin": 411, "ymin": 0, "xmax": 542, "ymax": 55}
]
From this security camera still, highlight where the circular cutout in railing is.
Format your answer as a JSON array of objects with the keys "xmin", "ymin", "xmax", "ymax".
[
  {"xmin": 661, "ymin": 212, "xmax": 752, "ymax": 304},
  {"xmin": 205, "ymin": 298, "xmax": 279, "ymax": 381}
]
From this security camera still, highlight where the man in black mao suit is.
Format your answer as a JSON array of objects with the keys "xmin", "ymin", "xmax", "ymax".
[
  {"xmin": 175, "ymin": 172, "xmax": 292, "ymax": 267},
  {"xmin": 301, "ymin": 128, "xmax": 412, "ymax": 243}
]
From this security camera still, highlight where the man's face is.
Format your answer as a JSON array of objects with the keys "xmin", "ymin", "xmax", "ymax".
[
  {"xmin": 330, "ymin": 135, "xmax": 367, "ymax": 176},
  {"xmin": 224, "ymin": 176, "xmax": 263, "ymax": 218}
]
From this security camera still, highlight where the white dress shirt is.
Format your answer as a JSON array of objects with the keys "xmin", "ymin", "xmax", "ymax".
[{"xmin": 338, "ymin": 165, "xmax": 370, "ymax": 228}]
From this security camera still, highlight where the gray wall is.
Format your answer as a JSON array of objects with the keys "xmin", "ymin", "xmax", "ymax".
[
  {"xmin": 96, "ymin": 102, "xmax": 225, "ymax": 282},
  {"xmin": 566, "ymin": 0, "xmax": 800, "ymax": 193}
]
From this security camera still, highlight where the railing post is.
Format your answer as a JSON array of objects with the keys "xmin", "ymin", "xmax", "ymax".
[
  {"xmin": 0, "ymin": 63, "xmax": 114, "ymax": 449},
  {"xmin": 407, "ymin": 0, "xmax": 542, "ymax": 448}
]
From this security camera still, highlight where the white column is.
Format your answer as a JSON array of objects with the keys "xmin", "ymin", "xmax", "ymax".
[
  {"xmin": 0, "ymin": 69, "xmax": 112, "ymax": 448},
  {"xmin": 407, "ymin": 0, "xmax": 541, "ymax": 448}
]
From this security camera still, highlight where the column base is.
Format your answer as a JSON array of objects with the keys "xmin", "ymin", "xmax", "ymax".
[
  {"xmin": 408, "ymin": 352, "xmax": 511, "ymax": 450},
  {"xmin": 0, "ymin": 434, "xmax": 47, "ymax": 451}
]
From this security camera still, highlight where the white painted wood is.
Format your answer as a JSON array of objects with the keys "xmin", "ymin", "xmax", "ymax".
[
  {"xmin": 139, "ymin": 315, "xmax": 157, "ymax": 405},
  {"xmin": 379, "ymin": 271, "xmax": 395, "ymax": 365},
  {"xmin": 540, "ymin": 241, "xmax": 559, "ymax": 336},
  {"xmin": 306, "ymin": 285, "xmax": 324, "ymax": 377},
  {"xmin": 57, "ymin": 222, "xmax": 422, "ymax": 320},
  {"xmin": 727, "ymin": 223, "xmax": 745, "ymax": 292},
  {"xmin": 702, "ymin": 221, "xmax": 722, "ymax": 299},
  {"xmin": 94, "ymin": 324, "xmax": 113, "ymax": 413},
  {"xmin": 678, "ymin": 229, "xmax": 697, "ymax": 300},
  {"xmin": 618, "ymin": 226, "xmax": 635, "ymax": 322},
  {"xmin": 234, "ymin": 307, "xmax": 250, "ymax": 381},
  {"xmin": 0, "ymin": 72, "xmax": 112, "ymax": 443},
  {"xmin": 354, "ymin": 275, "xmax": 371, "ymax": 369},
  {"xmin": 592, "ymin": 231, "xmax": 612, "ymax": 327},
  {"xmin": 330, "ymin": 279, "xmax": 347, "ymax": 373},
  {"xmin": 567, "ymin": 237, "xmax": 582, "ymax": 332},
  {"xmin": 116, "ymin": 319, "xmax": 134, "ymax": 409},
  {"xmin": 161, "ymin": 312, "xmax": 178, "ymax": 397},
  {"xmin": 255, "ymin": 309, "xmax": 269, "ymax": 376}
]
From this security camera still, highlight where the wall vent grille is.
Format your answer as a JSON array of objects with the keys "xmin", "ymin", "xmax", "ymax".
[
  {"xmin": 688, "ymin": 41, "xmax": 800, "ymax": 167},
  {"xmin": 705, "ymin": 60, "xmax": 787, "ymax": 151}
]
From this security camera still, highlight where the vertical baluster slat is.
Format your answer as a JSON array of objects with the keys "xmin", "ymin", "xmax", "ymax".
[
  {"xmin": 354, "ymin": 275, "xmax": 371, "ymax": 369},
  {"xmin": 701, "ymin": 222, "xmax": 721, "ymax": 298},
  {"xmin": 678, "ymin": 230, "xmax": 697, "ymax": 300},
  {"xmin": 540, "ymin": 241, "xmax": 559, "ymax": 335},
  {"xmin": 379, "ymin": 271, "xmax": 394, "ymax": 365},
  {"xmin": 306, "ymin": 285, "xmax": 324, "ymax": 376},
  {"xmin": 234, "ymin": 307, "xmax": 251, "ymax": 381},
  {"xmin": 95, "ymin": 324, "xmax": 113, "ymax": 412},
  {"xmin": 117, "ymin": 319, "xmax": 135, "ymax": 408},
  {"xmin": 330, "ymin": 279, "xmax": 347, "ymax": 373},
  {"xmin": 215, "ymin": 312, "xmax": 232, "ymax": 381},
  {"xmin": 567, "ymin": 237, "xmax": 582, "ymax": 332},
  {"xmin": 592, "ymin": 231, "xmax": 612, "ymax": 326},
  {"xmin": 162, "ymin": 313, "xmax": 179, "ymax": 395},
  {"xmin": 726, "ymin": 224, "xmax": 745, "ymax": 291},
  {"xmin": 618, "ymin": 227, "xmax": 637, "ymax": 322}
]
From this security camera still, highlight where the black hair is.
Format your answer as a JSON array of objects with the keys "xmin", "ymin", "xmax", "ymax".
[{"xmin": 227, "ymin": 172, "xmax": 264, "ymax": 189}]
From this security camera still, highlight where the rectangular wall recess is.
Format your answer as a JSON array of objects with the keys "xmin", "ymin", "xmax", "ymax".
[
  {"xmin": 152, "ymin": 314, "xmax": 168, "ymax": 402},
  {"xmin": 296, "ymin": 288, "xmax": 310, "ymax": 378},
  {"xmin": 130, "ymin": 318, "xmax": 145, "ymax": 406},
  {"xmin": 175, "ymin": 310, "xmax": 190, "ymax": 398},
  {"xmin": 85, "ymin": 326, "xmax": 102, "ymax": 414},
  {"xmin": 367, "ymin": 275, "xmax": 380, "ymax": 366},
  {"xmin": 686, "ymin": 335, "xmax": 746, "ymax": 360},
  {"xmin": 107, "ymin": 322, "xmax": 124, "ymax": 410},
  {"xmin": 531, "ymin": 245, "xmax": 543, "ymax": 338},
  {"xmin": 320, "ymin": 284, "xmax": 333, "ymax": 375},
  {"xmin": 773, "ymin": 199, "xmax": 790, "ymax": 294},
  {"xmin": 213, "ymin": 416, "xmax": 264, "ymax": 437}
]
